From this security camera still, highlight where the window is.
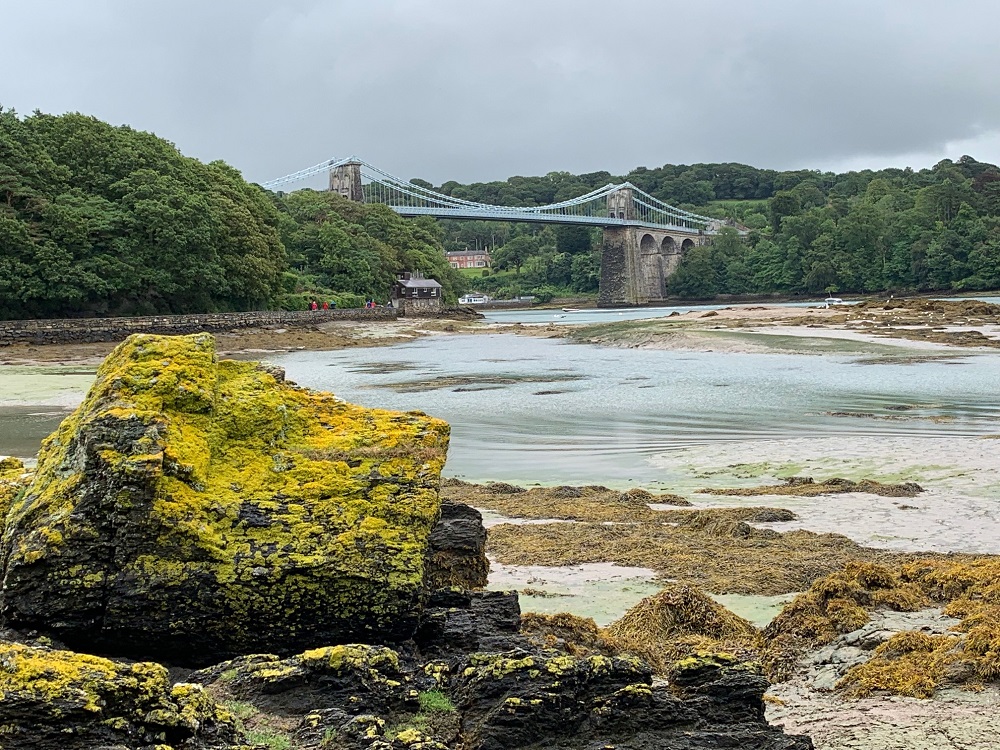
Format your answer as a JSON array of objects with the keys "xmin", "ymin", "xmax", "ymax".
[{"xmin": 475, "ymin": 261, "xmax": 486, "ymax": 267}]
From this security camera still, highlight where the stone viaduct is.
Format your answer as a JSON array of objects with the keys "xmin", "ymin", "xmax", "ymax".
[{"xmin": 598, "ymin": 185, "xmax": 710, "ymax": 306}]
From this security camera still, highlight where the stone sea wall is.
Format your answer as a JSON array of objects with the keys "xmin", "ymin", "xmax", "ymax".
[{"xmin": 0, "ymin": 308, "xmax": 397, "ymax": 346}]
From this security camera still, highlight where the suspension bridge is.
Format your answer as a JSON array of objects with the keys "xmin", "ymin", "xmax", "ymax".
[{"xmin": 262, "ymin": 157, "xmax": 737, "ymax": 306}]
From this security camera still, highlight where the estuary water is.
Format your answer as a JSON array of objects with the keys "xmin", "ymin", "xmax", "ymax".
[
  {"xmin": 268, "ymin": 333, "xmax": 1000, "ymax": 490},
  {"xmin": 2, "ymin": 326, "xmax": 999, "ymax": 555}
]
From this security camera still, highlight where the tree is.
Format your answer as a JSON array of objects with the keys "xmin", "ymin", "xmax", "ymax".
[
  {"xmin": 492, "ymin": 235, "xmax": 538, "ymax": 275},
  {"xmin": 769, "ymin": 191, "xmax": 802, "ymax": 231}
]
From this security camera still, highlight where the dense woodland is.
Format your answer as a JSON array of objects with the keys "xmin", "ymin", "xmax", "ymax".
[
  {"xmin": 431, "ymin": 158, "xmax": 1000, "ymax": 299},
  {"xmin": 0, "ymin": 110, "xmax": 461, "ymax": 318},
  {"xmin": 2, "ymin": 109, "xmax": 1000, "ymax": 319}
]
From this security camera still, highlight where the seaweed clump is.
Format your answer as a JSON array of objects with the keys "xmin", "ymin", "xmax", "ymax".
[
  {"xmin": 443, "ymin": 480, "xmax": 691, "ymax": 523},
  {"xmin": 487, "ymin": 512, "xmax": 892, "ymax": 596},
  {"xmin": 519, "ymin": 612, "xmax": 619, "ymax": 657},
  {"xmin": 698, "ymin": 476, "xmax": 924, "ymax": 498},
  {"xmin": 764, "ymin": 557, "xmax": 1000, "ymax": 696},
  {"xmin": 605, "ymin": 584, "xmax": 758, "ymax": 674},
  {"xmin": 761, "ymin": 562, "xmax": 929, "ymax": 680}
]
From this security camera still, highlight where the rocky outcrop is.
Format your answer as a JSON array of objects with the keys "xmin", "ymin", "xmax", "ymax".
[
  {"xmin": 0, "ymin": 334, "xmax": 815, "ymax": 750},
  {"xmin": 415, "ymin": 590, "xmax": 524, "ymax": 661},
  {"xmin": 0, "ymin": 639, "xmax": 239, "ymax": 749},
  {"xmin": 452, "ymin": 651, "xmax": 812, "ymax": 750},
  {"xmin": 0, "ymin": 333, "xmax": 451, "ymax": 663},
  {"xmin": 425, "ymin": 501, "xmax": 488, "ymax": 590},
  {"xmin": 186, "ymin": 643, "xmax": 811, "ymax": 750}
]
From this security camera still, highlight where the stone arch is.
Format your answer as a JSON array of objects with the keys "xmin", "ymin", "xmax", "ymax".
[
  {"xmin": 662, "ymin": 236, "xmax": 683, "ymax": 277},
  {"xmin": 681, "ymin": 238, "xmax": 695, "ymax": 254},
  {"xmin": 639, "ymin": 234, "xmax": 664, "ymax": 299}
]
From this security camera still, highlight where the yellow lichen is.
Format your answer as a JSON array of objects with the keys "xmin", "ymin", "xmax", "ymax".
[
  {"xmin": 0, "ymin": 334, "xmax": 452, "ymax": 656},
  {"xmin": 0, "ymin": 639, "xmax": 232, "ymax": 740},
  {"xmin": 0, "ymin": 458, "xmax": 30, "ymax": 524}
]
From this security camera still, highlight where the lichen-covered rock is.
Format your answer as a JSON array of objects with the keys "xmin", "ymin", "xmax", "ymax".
[
  {"xmin": 452, "ymin": 650, "xmax": 812, "ymax": 750},
  {"xmin": 184, "ymin": 642, "xmax": 810, "ymax": 749},
  {"xmin": 191, "ymin": 644, "xmax": 413, "ymax": 712},
  {"xmin": 0, "ymin": 334, "xmax": 451, "ymax": 663},
  {"xmin": 0, "ymin": 639, "xmax": 239, "ymax": 749},
  {"xmin": 0, "ymin": 458, "xmax": 29, "ymax": 525}
]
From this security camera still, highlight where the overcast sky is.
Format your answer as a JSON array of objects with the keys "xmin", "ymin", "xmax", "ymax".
[{"xmin": 4, "ymin": 0, "xmax": 1000, "ymax": 187}]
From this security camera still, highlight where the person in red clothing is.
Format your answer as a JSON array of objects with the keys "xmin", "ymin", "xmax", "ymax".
[
  {"xmin": 310, "ymin": 300, "xmax": 318, "ymax": 311},
  {"xmin": 322, "ymin": 301, "xmax": 329, "ymax": 310}
]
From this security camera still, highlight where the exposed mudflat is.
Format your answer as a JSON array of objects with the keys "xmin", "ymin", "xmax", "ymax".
[
  {"xmin": 767, "ymin": 606, "xmax": 1000, "ymax": 749},
  {"xmin": 659, "ymin": 435, "xmax": 1000, "ymax": 554},
  {"xmin": 0, "ymin": 316, "xmax": 481, "ymax": 366}
]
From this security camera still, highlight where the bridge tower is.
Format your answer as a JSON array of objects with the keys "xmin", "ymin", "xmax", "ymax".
[
  {"xmin": 606, "ymin": 184, "xmax": 635, "ymax": 221},
  {"xmin": 329, "ymin": 160, "xmax": 364, "ymax": 201},
  {"xmin": 598, "ymin": 184, "xmax": 700, "ymax": 307}
]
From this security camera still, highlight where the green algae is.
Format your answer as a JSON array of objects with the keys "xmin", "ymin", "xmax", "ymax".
[{"xmin": 371, "ymin": 372, "xmax": 585, "ymax": 393}]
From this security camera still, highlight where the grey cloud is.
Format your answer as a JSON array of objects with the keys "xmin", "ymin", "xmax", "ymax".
[{"xmin": 4, "ymin": 0, "xmax": 1000, "ymax": 186}]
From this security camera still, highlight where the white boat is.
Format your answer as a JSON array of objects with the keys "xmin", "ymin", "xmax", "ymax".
[
  {"xmin": 822, "ymin": 297, "xmax": 845, "ymax": 308},
  {"xmin": 561, "ymin": 307, "xmax": 583, "ymax": 313}
]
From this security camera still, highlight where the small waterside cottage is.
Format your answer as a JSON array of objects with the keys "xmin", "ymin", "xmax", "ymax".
[{"xmin": 391, "ymin": 271, "xmax": 442, "ymax": 314}]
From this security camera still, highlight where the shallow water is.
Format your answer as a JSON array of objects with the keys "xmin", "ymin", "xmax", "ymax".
[
  {"xmin": 483, "ymin": 300, "xmax": 820, "ymax": 326},
  {"xmin": 270, "ymin": 334, "xmax": 1000, "ymax": 489},
  {"xmin": 482, "ymin": 294, "xmax": 1000, "ymax": 326}
]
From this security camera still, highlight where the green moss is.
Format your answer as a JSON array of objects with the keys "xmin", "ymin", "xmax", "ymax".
[
  {"xmin": 220, "ymin": 699, "xmax": 257, "ymax": 721},
  {"xmin": 245, "ymin": 727, "xmax": 291, "ymax": 749},
  {"xmin": 417, "ymin": 689, "xmax": 455, "ymax": 714}
]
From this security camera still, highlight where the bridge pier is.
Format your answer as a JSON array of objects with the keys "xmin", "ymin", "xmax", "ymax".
[{"xmin": 598, "ymin": 226, "xmax": 701, "ymax": 306}]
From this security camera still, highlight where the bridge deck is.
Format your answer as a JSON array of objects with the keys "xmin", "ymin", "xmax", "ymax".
[{"xmin": 392, "ymin": 206, "xmax": 703, "ymax": 233}]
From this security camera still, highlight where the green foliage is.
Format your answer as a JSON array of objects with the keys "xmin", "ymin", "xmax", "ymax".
[
  {"xmin": 245, "ymin": 728, "xmax": 291, "ymax": 750},
  {"xmin": 0, "ymin": 109, "xmax": 285, "ymax": 318},
  {"xmin": 7, "ymin": 107, "xmax": 1000, "ymax": 314},
  {"xmin": 431, "ymin": 157, "xmax": 1000, "ymax": 300},
  {"xmin": 417, "ymin": 689, "xmax": 456, "ymax": 714},
  {"xmin": 660, "ymin": 157, "xmax": 1000, "ymax": 297},
  {"xmin": 275, "ymin": 189, "xmax": 464, "ymax": 303},
  {"xmin": 220, "ymin": 699, "xmax": 256, "ymax": 721}
]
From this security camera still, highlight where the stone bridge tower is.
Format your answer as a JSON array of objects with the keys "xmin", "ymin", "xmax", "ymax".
[
  {"xmin": 329, "ymin": 160, "xmax": 364, "ymax": 201},
  {"xmin": 598, "ymin": 186, "xmax": 703, "ymax": 306}
]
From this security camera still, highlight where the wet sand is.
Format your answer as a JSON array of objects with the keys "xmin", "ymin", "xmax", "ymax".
[
  {"xmin": 0, "ymin": 317, "xmax": 480, "ymax": 367},
  {"xmin": 659, "ymin": 435, "xmax": 1000, "ymax": 554}
]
